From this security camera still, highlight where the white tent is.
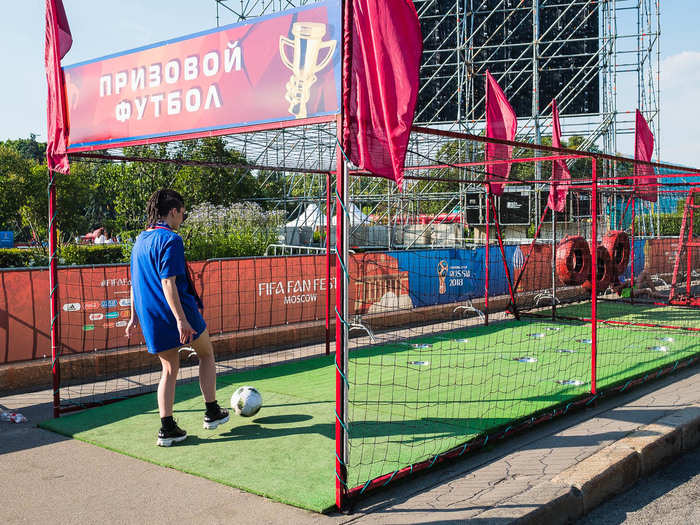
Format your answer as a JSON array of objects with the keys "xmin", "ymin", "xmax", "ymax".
[
  {"xmin": 285, "ymin": 203, "xmax": 325, "ymax": 228},
  {"xmin": 285, "ymin": 203, "xmax": 371, "ymax": 228},
  {"xmin": 343, "ymin": 203, "xmax": 371, "ymax": 226}
]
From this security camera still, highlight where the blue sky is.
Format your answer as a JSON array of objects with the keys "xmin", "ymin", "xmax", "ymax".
[{"xmin": 1, "ymin": 1, "xmax": 698, "ymax": 166}]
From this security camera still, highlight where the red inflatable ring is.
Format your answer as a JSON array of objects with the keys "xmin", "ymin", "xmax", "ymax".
[
  {"xmin": 582, "ymin": 245, "xmax": 614, "ymax": 293},
  {"xmin": 602, "ymin": 230, "xmax": 630, "ymax": 276},
  {"xmin": 556, "ymin": 235, "xmax": 592, "ymax": 285}
]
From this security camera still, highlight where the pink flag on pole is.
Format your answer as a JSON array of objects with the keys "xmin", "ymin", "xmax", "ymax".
[
  {"xmin": 634, "ymin": 109, "xmax": 657, "ymax": 202},
  {"xmin": 45, "ymin": 0, "xmax": 72, "ymax": 174},
  {"xmin": 547, "ymin": 99, "xmax": 571, "ymax": 212},
  {"xmin": 485, "ymin": 70, "xmax": 517, "ymax": 196},
  {"xmin": 346, "ymin": 0, "xmax": 422, "ymax": 188}
]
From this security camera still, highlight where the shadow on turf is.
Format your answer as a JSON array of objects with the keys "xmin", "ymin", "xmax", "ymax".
[{"xmin": 253, "ymin": 414, "xmax": 313, "ymax": 424}]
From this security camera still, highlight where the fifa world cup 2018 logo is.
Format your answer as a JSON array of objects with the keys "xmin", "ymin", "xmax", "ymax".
[
  {"xmin": 438, "ymin": 260, "xmax": 449, "ymax": 295},
  {"xmin": 279, "ymin": 22, "xmax": 336, "ymax": 119}
]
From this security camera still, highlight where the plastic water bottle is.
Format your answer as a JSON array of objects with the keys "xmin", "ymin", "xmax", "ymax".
[
  {"xmin": 0, "ymin": 411, "xmax": 27, "ymax": 423},
  {"xmin": 10, "ymin": 413, "xmax": 28, "ymax": 423}
]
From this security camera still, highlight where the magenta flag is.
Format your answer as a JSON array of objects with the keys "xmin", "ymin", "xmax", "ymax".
[
  {"xmin": 547, "ymin": 99, "xmax": 571, "ymax": 212},
  {"xmin": 45, "ymin": 0, "xmax": 72, "ymax": 174},
  {"xmin": 634, "ymin": 109, "xmax": 657, "ymax": 202},
  {"xmin": 485, "ymin": 70, "xmax": 517, "ymax": 196},
  {"xmin": 346, "ymin": 0, "xmax": 422, "ymax": 188}
]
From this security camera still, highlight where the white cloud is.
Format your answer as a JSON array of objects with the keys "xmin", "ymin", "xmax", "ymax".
[{"xmin": 659, "ymin": 51, "xmax": 700, "ymax": 168}]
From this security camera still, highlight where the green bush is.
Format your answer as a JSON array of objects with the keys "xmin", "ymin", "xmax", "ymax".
[
  {"xmin": 60, "ymin": 244, "xmax": 125, "ymax": 265},
  {"xmin": 0, "ymin": 248, "xmax": 49, "ymax": 268},
  {"xmin": 1, "ymin": 202, "xmax": 283, "ymax": 268},
  {"xmin": 634, "ymin": 212, "xmax": 700, "ymax": 237},
  {"xmin": 527, "ymin": 223, "xmax": 537, "ymax": 238},
  {"xmin": 118, "ymin": 229, "xmax": 142, "ymax": 244},
  {"xmin": 179, "ymin": 202, "xmax": 283, "ymax": 260}
]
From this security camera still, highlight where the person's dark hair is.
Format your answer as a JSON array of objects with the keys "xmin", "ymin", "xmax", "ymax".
[{"xmin": 145, "ymin": 189, "xmax": 184, "ymax": 228}]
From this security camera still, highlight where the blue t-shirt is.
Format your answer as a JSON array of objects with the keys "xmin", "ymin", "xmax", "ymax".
[{"xmin": 130, "ymin": 227, "xmax": 205, "ymax": 354}]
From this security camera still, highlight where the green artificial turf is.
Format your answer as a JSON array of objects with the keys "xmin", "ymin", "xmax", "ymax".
[{"xmin": 40, "ymin": 302, "xmax": 700, "ymax": 512}]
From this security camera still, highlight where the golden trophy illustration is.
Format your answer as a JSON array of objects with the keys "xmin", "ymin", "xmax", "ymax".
[
  {"xmin": 437, "ymin": 260, "xmax": 449, "ymax": 295},
  {"xmin": 279, "ymin": 22, "xmax": 336, "ymax": 119}
]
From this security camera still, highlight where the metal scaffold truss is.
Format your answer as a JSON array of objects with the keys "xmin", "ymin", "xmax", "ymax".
[{"xmin": 204, "ymin": 0, "xmax": 660, "ymax": 248}]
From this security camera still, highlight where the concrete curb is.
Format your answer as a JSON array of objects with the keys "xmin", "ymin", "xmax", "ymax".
[{"xmin": 495, "ymin": 404, "xmax": 700, "ymax": 524}]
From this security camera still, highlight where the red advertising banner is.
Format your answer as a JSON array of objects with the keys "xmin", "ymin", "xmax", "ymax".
[{"xmin": 64, "ymin": 1, "xmax": 341, "ymax": 151}]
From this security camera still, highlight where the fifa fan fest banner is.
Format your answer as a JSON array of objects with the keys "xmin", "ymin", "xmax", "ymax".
[
  {"xmin": 63, "ymin": 1, "xmax": 341, "ymax": 151},
  {"xmin": 3, "ymin": 240, "xmax": 688, "ymax": 364}
]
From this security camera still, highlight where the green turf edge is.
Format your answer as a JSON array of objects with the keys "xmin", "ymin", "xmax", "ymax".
[
  {"xmin": 37, "ymin": 419, "xmax": 337, "ymax": 513},
  {"xmin": 40, "ymin": 309, "xmax": 700, "ymax": 513}
]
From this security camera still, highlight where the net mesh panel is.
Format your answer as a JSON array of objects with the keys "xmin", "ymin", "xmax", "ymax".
[
  {"xmin": 55, "ymin": 143, "xmax": 337, "ymax": 411},
  {"xmin": 47, "ymin": 132, "xmax": 700, "ymax": 498},
  {"xmin": 56, "ymin": 254, "xmax": 333, "ymax": 410},
  {"xmin": 343, "ymin": 147, "xmax": 700, "ymax": 491}
]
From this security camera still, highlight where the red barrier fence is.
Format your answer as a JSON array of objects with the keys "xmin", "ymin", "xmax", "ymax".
[
  {"xmin": 1, "ymin": 253, "xmax": 408, "ymax": 364},
  {"xmin": 1, "ymin": 240, "xmax": 685, "ymax": 365}
]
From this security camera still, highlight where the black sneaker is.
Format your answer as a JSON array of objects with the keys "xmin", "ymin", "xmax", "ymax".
[
  {"xmin": 157, "ymin": 423, "xmax": 187, "ymax": 447},
  {"xmin": 203, "ymin": 406, "xmax": 229, "ymax": 430}
]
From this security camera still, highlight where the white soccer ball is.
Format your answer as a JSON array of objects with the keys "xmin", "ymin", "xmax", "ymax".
[{"xmin": 230, "ymin": 386, "xmax": 262, "ymax": 417}]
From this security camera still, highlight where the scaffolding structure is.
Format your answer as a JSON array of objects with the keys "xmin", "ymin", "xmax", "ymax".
[{"xmin": 207, "ymin": 0, "xmax": 660, "ymax": 247}]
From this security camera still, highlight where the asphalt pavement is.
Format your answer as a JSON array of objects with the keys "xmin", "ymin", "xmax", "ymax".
[
  {"xmin": 577, "ymin": 447, "xmax": 700, "ymax": 525},
  {"xmin": 1, "ymin": 364, "xmax": 699, "ymax": 524}
]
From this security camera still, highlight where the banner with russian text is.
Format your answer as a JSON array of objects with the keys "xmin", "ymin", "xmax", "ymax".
[{"xmin": 64, "ymin": 1, "xmax": 341, "ymax": 151}]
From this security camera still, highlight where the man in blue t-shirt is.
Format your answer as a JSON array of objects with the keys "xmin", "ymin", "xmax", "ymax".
[{"xmin": 126, "ymin": 189, "xmax": 229, "ymax": 446}]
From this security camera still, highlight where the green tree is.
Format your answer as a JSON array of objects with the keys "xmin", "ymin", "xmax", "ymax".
[
  {"xmin": 0, "ymin": 145, "xmax": 32, "ymax": 230},
  {"xmin": 173, "ymin": 137, "xmax": 257, "ymax": 205},
  {"xmin": 1, "ymin": 134, "xmax": 46, "ymax": 163}
]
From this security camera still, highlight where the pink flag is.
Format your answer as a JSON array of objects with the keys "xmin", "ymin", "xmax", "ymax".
[
  {"xmin": 547, "ymin": 100, "xmax": 571, "ymax": 212},
  {"xmin": 45, "ymin": 0, "xmax": 72, "ymax": 174},
  {"xmin": 634, "ymin": 109, "xmax": 657, "ymax": 202},
  {"xmin": 346, "ymin": 0, "xmax": 422, "ymax": 188},
  {"xmin": 485, "ymin": 70, "xmax": 517, "ymax": 196}
]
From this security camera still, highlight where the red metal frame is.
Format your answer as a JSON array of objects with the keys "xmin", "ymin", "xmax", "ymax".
[
  {"xmin": 510, "ymin": 206, "xmax": 550, "ymax": 308},
  {"xmin": 590, "ymin": 159, "xmax": 598, "ymax": 395},
  {"xmin": 334, "ymin": 0, "xmax": 353, "ymax": 510},
  {"xmin": 488, "ymin": 194, "xmax": 517, "ymax": 312},
  {"xmin": 66, "ymin": 115, "xmax": 337, "ymax": 153},
  {"xmin": 344, "ymin": 352, "xmax": 699, "ymax": 503},
  {"xmin": 46, "ymin": 2, "xmax": 700, "ymax": 511},
  {"xmin": 669, "ymin": 189, "xmax": 700, "ymax": 305},
  {"xmin": 326, "ymin": 172, "xmax": 332, "ymax": 357}
]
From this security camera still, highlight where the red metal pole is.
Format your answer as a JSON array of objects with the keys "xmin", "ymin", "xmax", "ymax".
[
  {"xmin": 590, "ymin": 158, "xmax": 598, "ymax": 395},
  {"xmin": 488, "ymin": 194, "xmax": 517, "ymax": 309},
  {"xmin": 335, "ymin": 0, "xmax": 352, "ymax": 510},
  {"xmin": 334, "ymin": 116, "xmax": 347, "ymax": 509},
  {"xmin": 618, "ymin": 195, "xmax": 633, "ymax": 230},
  {"xmin": 511, "ymin": 206, "xmax": 549, "ymax": 293},
  {"xmin": 630, "ymin": 197, "xmax": 636, "ymax": 303},
  {"xmin": 326, "ymin": 171, "xmax": 331, "ymax": 356},
  {"xmin": 687, "ymin": 204, "xmax": 694, "ymax": 297},
  {"xmin": 49, "ymin": 171, "xmax": 60, "ymax": 418},
  {"xmin": 484, "ymin": 186, "xmax": 490, "ymax": 325}
]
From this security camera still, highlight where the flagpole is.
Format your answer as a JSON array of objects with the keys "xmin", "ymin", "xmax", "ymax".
[
  {"xmin": 551, "ymin": 207, "xmax": 556, "ymax": 320},
  {"xmin": 46, "ymin": 0, "xmax": 66, "ymax": 418},
  {"xmin": 49, "ymin": 170, "xmax": 60, "ymax": 418},
  {"xmin": 484, "ymin": 184, "xmax": 490, "ymax": 326}
]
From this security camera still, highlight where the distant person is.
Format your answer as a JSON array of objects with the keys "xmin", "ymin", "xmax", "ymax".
[
  {"xmin": 125, "ymin": 189, "xmax": 228, "ymax": 446},
  {"xmin": 103, "ymin": 231, "xmax": 116, "ymax": 244},
  {"xmin": 614, "ymin": 268, "xmax": 666, "ymax": 300},
  {"xmin": 93, "ymin": 228, "xmax": 107, "ymax": 244}
]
